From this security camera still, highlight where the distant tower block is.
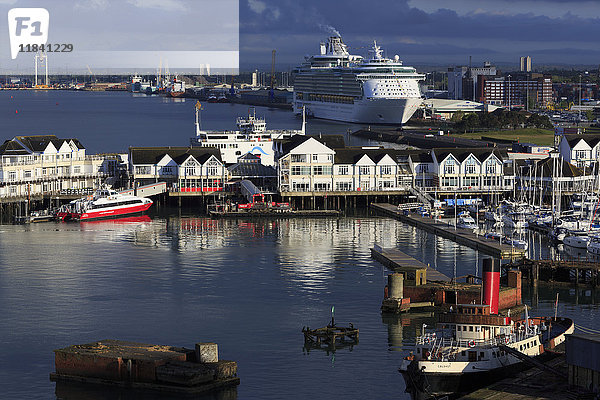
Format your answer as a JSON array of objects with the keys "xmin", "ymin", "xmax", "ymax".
[
  {"xmin": 520, "ymin": 56, "xmax": 532, "ymax": 72},
  {"xmin": 34, "ymin": 51, "xmax": 49, "ymax": 87}
]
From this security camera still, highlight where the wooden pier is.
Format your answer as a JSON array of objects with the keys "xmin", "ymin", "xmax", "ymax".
[
  {"xmin": 209, "ymin": 209, "xmax": 340, "ymax": 218},
  {"xmin": 371, "ymin": 245, "xmax": 450, "ymax": 283},
  {"xmin": 371, "ymin": 203, "xmax": 526, "ymax": 260},
  {"xmin": 508, "ymin": 258, "xmax": 600, "ymax": 287}
]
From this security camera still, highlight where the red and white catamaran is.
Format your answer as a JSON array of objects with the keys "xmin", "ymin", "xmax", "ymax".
[{"xmin": 56, "ymin": 189, "xmax": 153, "ymax": 222}]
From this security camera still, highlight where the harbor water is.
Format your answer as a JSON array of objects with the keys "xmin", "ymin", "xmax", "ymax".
[{"xmin": 1, "ymin": 91, "xmax": 599, "ymax": 399}]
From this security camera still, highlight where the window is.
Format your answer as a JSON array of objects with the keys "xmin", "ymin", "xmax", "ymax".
[
  {"xmin": 73, "ymin": 166, "xmax": 81, "ymax": 174},
  {"xmin": 185, "ymin": 166, "xmax": 196, "ymax": 176},
  {"xmin": 312, "ymin": 154, "xmax": 318, "ymax": 161},
  {"xmin": 465, "ymin": 158, "xmax": 477, "ymax": 174},
  {"xmin": 24, "ymin": 170, "xmax": 32, "ymax": 179},
  {"xmin": 162, "ymin": 166, "xmax": 174, "ymax": 175},
  {"xmin": 444, "ymin": 159, "xmax": 456, "ymax": 174},
  {"xmin": 335, "ymin": 182, "xmax": 352, "ymax": 191},
  {"xmin": 359, "ymin": 166, "xmax": 370, "ymax": 175},
  {"xmin": 486, "ymin": 159, "xmax": 497, "ymax": 174},
  {"xmin": 291, "ymin": 154, "xmax": 306, "ymax": 162},
  {"xmin": 207, "ymin": 165, "xmax": 219, "ymax": 176},
  {"xmin": 380, "ymin": 165, "xmax": 392, "ymax": 175},
  {"xmin": 339, "ymin": 165, "xmax": 349, "ymax": 175},
  {"xmin": 135, "ymin": 166, "xmax": 151, "ymax": 175},
  {"xmin": 418, "ymin": 164, "xmax": 429, "ymax": 173},
  {"xmin": 314, "ymin": 182, "xmax": 330, "ymax": 191},
  {"xmin": 8, "ymin": 171, "xmax": 16, "ymax": 181},
  {"xmin": 576, "ymin": 150, "xmax": 587, "ymax": 160},
  {"xmin": 291, "ymin": 166, "xmax": 310, "ymax": 175}
]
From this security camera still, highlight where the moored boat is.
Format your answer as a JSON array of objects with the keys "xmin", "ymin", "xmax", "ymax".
[
  {"xmin": 399, "ymin": 259, "xmax": 574, "ymax": 398},
  {"xmin": 56, "ymin": 189, "xmax": 153, "ymax": 222}
]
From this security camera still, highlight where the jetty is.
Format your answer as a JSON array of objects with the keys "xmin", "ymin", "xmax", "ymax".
[
  {"xmin": 371, "ymin": 203, "xmax": 526, "ymax": 259},
  {"xmin": 507, "ymin": 258, "xmax": 600, "ymax": 287},
  {"xmin": 50, "ymin": 340, "xmax": 239, "ymax": 395},
  {"xmin": 372, "ymin": 246, "xmax": 523, "ymax": 312}
]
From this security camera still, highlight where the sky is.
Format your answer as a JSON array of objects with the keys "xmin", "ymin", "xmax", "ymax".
[
  {"xmin": 239, "ymin": 0, "xmax": 600, "ymax": 70},
  {"xmin": 0, "ymin": 0, "xmax": 239, "ymax": 74},
  {"xmin": 1, "ymin": 0, "xmax": 598, "ymax": 74}
]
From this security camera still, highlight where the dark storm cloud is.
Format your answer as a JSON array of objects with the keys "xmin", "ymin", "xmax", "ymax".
[{"xmin": 239, "ymin": 0, "xmax": 600, "ymax": 68}]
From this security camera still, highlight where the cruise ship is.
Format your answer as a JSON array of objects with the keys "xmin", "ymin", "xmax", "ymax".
[
  {"xmin": 190, "ymin": 104, "xmax": 305, "ymax": 166},
  {"xmin": 293, "ymin": 36, "xmax": 424, "ymax": 124}
]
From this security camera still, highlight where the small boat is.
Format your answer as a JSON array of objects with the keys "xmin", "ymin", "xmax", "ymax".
[
  {"xmin": 56, "ymin": 188, "xmax": 153, "ymax": 222},
  {"xmin": 484, "ymin": 210, "xmax": 500, "ymax": 222},
  {"xmin": 502, "ymin": 213, "xmax": 528, "ymax": 229},
  {"xmin": 502, "ymin": 237, "xmax": 528, "ymax": 250},
  {"xmin": 563, "ymin": 233, "xmax": 590, "ymax": 249},
  {"xmin": 587, "ymin": 235, "xmax": 600, "ymax": 255},
  {"xmin": 484, "ymin": 231, "xmax": 502, "ymax": 241},
  {"xmin": 549, "ymin": 227, "xmax": 569, "ymax": 243},
  {"xmin": 456, "ymin": 215, "xmax": 477, "ymax": 230}
]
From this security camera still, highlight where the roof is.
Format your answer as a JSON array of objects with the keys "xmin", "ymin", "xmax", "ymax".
[
  {"xmin": 334, "ymin": 148, "xmax": 412, "ymax": 173},
  {"xmin": 129, "ymin": 147, "xmax": 221, "ymax": 165},
  {"xmin": 227, "ymin": 162, "xmax": 277, "ymax": 177},
  {"xmin": 563, "ymin": 134, "xmax": 600, "ymax": 149},
  {"xmin": 0, "ymin": 135, "xmax": 86, "ymax": 155},
  {"xmin": 278, "ymin": 134, "xmax": 345, "ymax": 155},
  {"xmin": 518, "ymin": 156, "xmax": 583, "ymax": 178},
  {"xmin": 433, "ymin": 148, "xmax": 507, "ymax": 163}
]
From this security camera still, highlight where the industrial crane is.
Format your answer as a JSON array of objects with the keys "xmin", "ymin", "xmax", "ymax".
[{"xmin": 269, "ymin": 49, "xmax": 276, "ymax": 102}]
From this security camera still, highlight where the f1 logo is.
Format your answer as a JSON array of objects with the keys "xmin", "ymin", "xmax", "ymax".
[{"xmin": 8, "ymin": 8, "xmax": 49, "ymax": 59}]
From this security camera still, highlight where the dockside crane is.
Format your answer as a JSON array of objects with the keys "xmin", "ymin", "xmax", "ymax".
[{"xmin": 269, "ymin": 49, "xmax": 276, "ymax": 102}]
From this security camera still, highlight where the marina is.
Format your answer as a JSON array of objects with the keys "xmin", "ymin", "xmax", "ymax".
[{"xmin": 371, "ymin": 203, "xmax": 527, "ymax": 259}]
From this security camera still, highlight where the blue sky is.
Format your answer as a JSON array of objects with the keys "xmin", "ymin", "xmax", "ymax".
[{"xmin": 240, "ymin": 0, "xmax": 600, "ymax": 70}]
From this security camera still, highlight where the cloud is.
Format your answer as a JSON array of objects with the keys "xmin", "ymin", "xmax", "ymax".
[
  {"xmin": 74, "ymin": 0, "xmax": 109, "ymax": 10},
  {"xmin": 0, "ymin": 0, "xmax": 18, "ymax": 4},
  {"xmin": 248, "ymin": 0, "xmax": 266, "ymax": 14},
  {"xmin": 127, "ymin": 0, "xmax": 187, "ymax": 12}
]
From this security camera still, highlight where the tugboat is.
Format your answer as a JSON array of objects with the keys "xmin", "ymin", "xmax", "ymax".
[{"xmin": 399, "ymin": 259, "xmax": 574, "ymax": 399}]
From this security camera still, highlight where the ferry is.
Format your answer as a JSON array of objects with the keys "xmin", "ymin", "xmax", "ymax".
[
  {"xmin": 293, "ymin": 36, "xmax": 424, "ymax": 124},
  {"xmin": 399, "ymin": 259, "xmax": 574, "ymax": 398},
  {"xmin": 190, "ymin": 104, "xmax": 305, "ymax": 166},
  {"xmin": 56, "ymin": 189, "xmax": 153, "ymax": 222}
]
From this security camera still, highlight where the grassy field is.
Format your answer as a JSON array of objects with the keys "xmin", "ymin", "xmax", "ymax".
[{"xmin": 457, "ymin": 128, "xmax": 555, "ymax": 146}]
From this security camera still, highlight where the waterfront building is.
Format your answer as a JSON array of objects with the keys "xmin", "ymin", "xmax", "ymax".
[
  {"xmin": 129, "ymin": 147, "xmax": 226, "ymax": 192},
  {"xmin": 516, "ymin": 156, "xmax": 594, "ymax": 195},
  {"xmin": 277, "ymin": 135, "xmax": 413, "ymax": 193},
  {"xmin": 558, "ymin": 133, "xmax": 600, "ymax": 169},
  {"xmin": 422, "ymin": 99, "xmax": 500, "ymax": 120},
  {"xmin": 431, "ymin": 148, "xmax": 514, "ymax": 192},
  {"xmin": 0, "ymin": 135, "xmax": 111, "ymax": 198}
]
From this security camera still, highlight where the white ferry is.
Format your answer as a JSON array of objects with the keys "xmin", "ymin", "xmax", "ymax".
[
  {"xmin": 190, "ymin": 104, "xmax": 305, "ymax": 166},
  {"xmin": 293, "ymin": 36, "xmax": 424, "ymax": 124},
  {"xmin": 56, "ymin": 189, "xmax": 153, "ymax": 222}
]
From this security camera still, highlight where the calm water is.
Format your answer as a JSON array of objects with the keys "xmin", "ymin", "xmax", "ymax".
[
  {"xmin": 1, "ymin": 91, "xmax": 599, "ymax": 399},
  {"xmin": 0, "ymin": 90, "xmax": 391, "ymax": 153}
]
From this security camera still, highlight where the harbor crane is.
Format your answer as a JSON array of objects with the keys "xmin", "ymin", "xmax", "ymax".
[{"xmin": 86, "ymin": 65, "xmax": 97, "ymax": 84}]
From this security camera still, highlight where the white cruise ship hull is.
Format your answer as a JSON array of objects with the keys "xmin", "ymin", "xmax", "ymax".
[{"xmin": 294, "ymin": 97, "xmax": 423, "ymax": 125}]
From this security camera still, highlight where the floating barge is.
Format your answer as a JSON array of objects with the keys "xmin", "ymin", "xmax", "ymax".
[
  {"xmin": 50, "ymin": 340, "xmax": 239, "ymax": 395},
  {"xmin": 303, "ymin": 321, "xmax": 359, "ymax": 350}
]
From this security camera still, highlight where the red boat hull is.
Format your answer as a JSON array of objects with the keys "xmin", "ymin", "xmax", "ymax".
[{"xmin": 68, "ymin": 202, "xmax": 153, "ymax": 221}]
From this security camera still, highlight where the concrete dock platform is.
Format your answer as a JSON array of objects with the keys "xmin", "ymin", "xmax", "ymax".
[{"xmin": 371, "ymin": 203, "xmax": 526, "ymax": 260}]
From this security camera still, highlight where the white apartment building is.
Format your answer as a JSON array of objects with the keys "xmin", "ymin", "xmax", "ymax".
[
  {"xmin": 129, "ymin": 147, "xmax": 227, "ymax": 192},
  {"xmin": 0, "ymin": 135, "xmax": 110, "ymax": 198}
]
